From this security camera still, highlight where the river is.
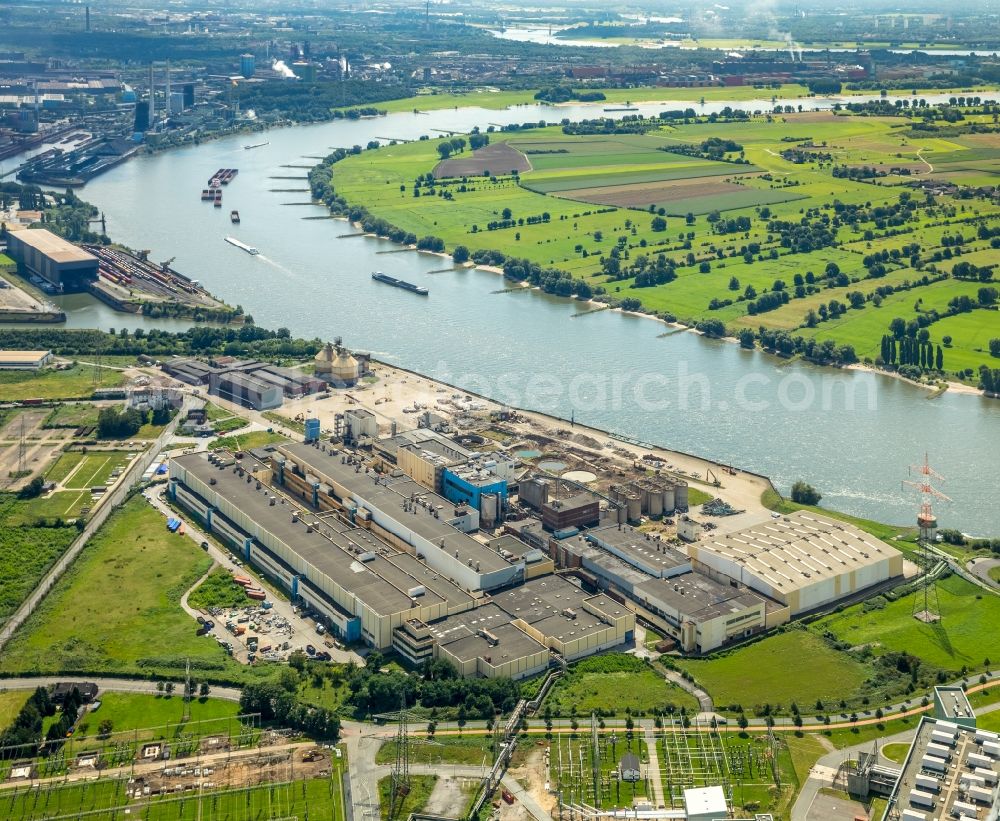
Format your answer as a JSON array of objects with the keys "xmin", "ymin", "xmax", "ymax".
[
  {"xmin": 488, "ymin": 25, "xmax": 1000, "ymax": 56},
  {"xmin": 30, "ymin": 96, "xmax": 1000, "ymax": 536}
]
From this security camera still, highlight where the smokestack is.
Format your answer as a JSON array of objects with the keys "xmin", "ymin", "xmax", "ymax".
[
  {"xmin": 85, "ymin": 5, "xmax": 90, "ymax": 32},
  {"xmin": 148, "ymin": 63, "xmax": 155, "ymax": 126},
  {"xmin": 165, "ymin": 59, "xmax": 171, "ymax": 116}
]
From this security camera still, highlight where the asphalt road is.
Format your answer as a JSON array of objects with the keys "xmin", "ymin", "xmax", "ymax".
[{"xmin": 0, "ymin": 675, "xmax": 242, "ymax": 702}]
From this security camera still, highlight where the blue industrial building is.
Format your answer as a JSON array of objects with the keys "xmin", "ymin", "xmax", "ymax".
[
  {"xmin": 304, "ymin": 417, "xmax": 321, "ymax": 442},
  {"xmin": 441, "ymin": 467, "xmax": 507, "ymax": 511}
]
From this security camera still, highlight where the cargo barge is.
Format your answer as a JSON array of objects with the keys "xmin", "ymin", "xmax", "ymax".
[
  {"xmin": 371, "ymin": 271, "xmax": 428, "ymax": 295},
  {"xmin": 243, "ymin": 141, "xmax": 269, "ymax": 150},
  {"xmin": 207, "ymin": 168, "xmax": 238, "ymax": 185},
  {"xmin": 225, "ymin": 236, "xmax": 259, "ymax": 255}
]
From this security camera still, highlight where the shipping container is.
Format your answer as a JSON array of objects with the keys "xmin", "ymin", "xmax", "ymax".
[
  {"xmin": 921, "ymin": 756, "xmax": 947, "ymax": 773},
  {"xmin": 909, "ymin": 791, "xmax": 935, "ymax": 809},
  {"xmin": 975, "ymin": 767, "xmax": 998, "ymax": 785},
  {"xmin": 915, "ymin": 774, "xmax": 939, "ymax": 792},
  {"xmin": 901, "ymin": 810, "xmax": 926, "ymax": 821},
  {"xmin": 952, "ymin": 801, "xmax": 978, "ymax": 817},
  {"xmin": 967, "ymin": 786, "xmax": 993, "ymax": 804},
  {"xmin": 926, "ymin": 743, "xmax": 951, "ymax": 760}
]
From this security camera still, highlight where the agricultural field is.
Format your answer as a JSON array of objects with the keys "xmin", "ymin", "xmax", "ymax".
[
  {"xmin": 0, "ymin": 496, "xmax": 256, "ymax": 682},
  {"xmin": 0, "ymin": 363, "xmax": 125, "ymax": 401},
  {"xmin": 545, "ymin": 653, "xmax": 699, "ymax": 716},
  {"xmin": 674, "ymin": 629, "xmax": 871, "ymax": 710},
  {"xmin": 328, "ymin": 106, "xmax": 1000, "ymax": 379}
]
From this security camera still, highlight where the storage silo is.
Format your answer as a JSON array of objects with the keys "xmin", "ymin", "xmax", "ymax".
[
  {"xmin": 645, "ymin": 484, "xmax": 663, "ymax": 517},
  {"xmin": 626, "ymin": 493, "xmax": 642, "ymax": 523},
  {"xmin": 675, "ymin": 481, "xmax": 689, "ymax": 511},
  {"xmin": 662, "ymin": 484, "xmax": 676, "ymax": 515}
]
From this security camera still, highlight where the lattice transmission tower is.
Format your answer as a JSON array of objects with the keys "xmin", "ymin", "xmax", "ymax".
[{"xmin": 902, "ymin": 453, "xmax": 950, "ymax": 623}]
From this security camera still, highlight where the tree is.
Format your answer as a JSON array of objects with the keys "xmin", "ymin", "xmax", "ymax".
[
  {"xmin": 199, "ymin": 682, "xmax": 210, "ymax": 698},
  {"xmin": 18, "ymin": 475, "xmax": 45, "ymax": 499},
  {"xmin": 728, "ymin": 276, "xmax": 740, "ymax": 291},
  {"xmin": 737, "ymin": 329, "xmax": 755, "ymax": 349},
  {"xmin": 790, "ymin": 481, "xmax": 821, "ymax": 505},
  {"xmin": 501, "ymin": 207, "xmax": 512, "ymax": 220},
  {"xmin": 651, "ymin": 216, "xmax": 667, "ymax": 232},
  {"xmin": 97, "ymin": 719, "xmax": 114, "ymax": 738},
  {"xmin": 452, "ymin": 245, "xmax": 469, "ymax": 264},
  {"xmin": 164, "ymin": 682, "xmax": 175, "ymax": 696},
  {"xmin": 436, "ymin": 143, "xmax": 452, "ymax": 160}
]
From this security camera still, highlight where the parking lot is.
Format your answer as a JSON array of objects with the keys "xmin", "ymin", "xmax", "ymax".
[{"xmin": 143, "ymin": 485, "xmax": 364, "ymax": 668}]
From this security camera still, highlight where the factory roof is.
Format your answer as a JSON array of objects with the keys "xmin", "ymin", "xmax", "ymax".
[
  {"xmin": 697, "ymin": 510, "xmax": 900, "ymax": 593},
  {"xmin": 276, "ymin": 443, "xmax": 511, "ymax": 574},
  {"xmin": 0, "ymin": 350, "xmax": 50, "ymax": 364},
  {"xmin": 491, "ymin": 575, "xmax": 626, "ymax": 643},
  {"xmin": 635, "ymin": 573, "xmax": 764, "ymax": 621},
  {"xmin": 543, "ymin": 492, "xmax": 599, "ymax": 511},
  {"xmin": 586, "ymin": 524, "xmax": 690, "ymax": 575},
  {"xmin": 445, "ymin": 464, "xmax": 507, "ymax": 488},
  {"xmin": 172, "ymin": 453, "xmax": 455, "ymax": 617},
  {"xmin": 886, "ymin": 716, "xmax": 1000, "ymax": 821},
  {"xmin": 379, "ymin": 429, "xmax": 472, "ymax": 461},
  {"xmin": 429, "ymin": 603, "xmax": 548, "ymax": 664},
  {"xmin": 217, "ymin": 371, "xmax": 278, "ymax": 394},
  {"xmin": 10, "ymin": 229, "xmax": 97, "ymax": 264}
]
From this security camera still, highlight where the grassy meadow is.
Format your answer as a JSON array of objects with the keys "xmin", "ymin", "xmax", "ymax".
[{"xmin": 327, "ymin": 106, "xmax": 1000, "ymax": 379}]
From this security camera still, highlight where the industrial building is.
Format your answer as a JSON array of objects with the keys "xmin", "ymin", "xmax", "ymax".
[
  {"xmin": 272, "ymin": 441, "xmax": 522, "ymax": 592},
  {"xmin": 881, "ymin": 710, "xmax": 999, "ymax": 821},
  {"xmin": 0, "ymin": 349, "xmax": 52, "ymax": 369},
  {"xmin": 6, "ymin": 228, "xmax": 98, "ymax": 292},
  {"xmin": 557, "ymin": 528, "xmax": 770, "ymax": 653},
  {"xmin": 161, "ymin": 356, "xmax": 326, "ymax": 410},
  {"xmin": 312, "ymin": 340, "xmax": 364, "ymax": 386},
  {"xmin": 689, "ymin": 511, "xmax": 904, "ymax": 616},
  {"xmin": 167, "ymin": 446, "xmax": 634, "ymax": 677}
]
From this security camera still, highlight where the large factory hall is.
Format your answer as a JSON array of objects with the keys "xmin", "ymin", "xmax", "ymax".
[{"xmin": 167, "ymin": 428, "xmax": 904, "ymax": 676}]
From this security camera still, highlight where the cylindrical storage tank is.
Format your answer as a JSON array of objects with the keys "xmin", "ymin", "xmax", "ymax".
[
  {"xmin": 662, "ymin": 485, "xmax": 676, "ymax": 515},
  {"xmin": 627, "ymin": 494, "xmax": 641, "ymax": 523},
  {"xmin": 675, "ymin": 481, "xmax": 689, "ymax": 511},
  {"xmin": 646, "ymin": 488, "xmax": 663, "ymax": 517},
  {"xmin": 481, "ymin": 493, "xmax": 498, "ymax": 526},
  {"xmin": 616, "ymin": 504, "xmax": 627, "ymax": 524}
]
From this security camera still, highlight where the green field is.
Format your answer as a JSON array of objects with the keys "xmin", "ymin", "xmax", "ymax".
[
  {"xmin": 327, "ymin": 107, "xmax": 1000, "ymax": 379},
  {"xmin": 675, "ymin": 629, "xmax": 871, "ymax": 710},
  {"xmin": 61, "ymin": 451, "xmax": 133, "ymax": 489},
  {"xmin": 377, "ymin": 774, "xmax": 437, "ymax": 821},
  {"xmin": 0, "ymin": 364, "xmax": 125, "ymax": 401},
  {"xmin": 0, "ymin": 774, "xmax": 346, "ymax": 821},
  {"xmin": 79, "ymin": 692, "xmax": 240, "ymax": 740},
  {"xmin": 0, "ymin": 496, "xmax": 253, "ymax": 681},
  {"xmin": 0, "ymin": 690, "xmax": 30, "ymax": 731},
  {"xmin": 375, "ymin": 734, "xmax": 493, "ymax": 766},
  {"xmin": 0, "ymin": 494, "xmax": 77, "ymax": 624},
  {"xmin": 42, "ymin": 403, "xmax": 100, "ymax": 429},
  {"xmin": 187, "ymin": 567, "xmax": 251, "ymax": 610},
  {"xmin": 813, "ymin": 574, "xmax": 1000, "ymax": 672},
  {"xmin": 546, "ymin": 653, "xmax": 699, "ymax": 716}
]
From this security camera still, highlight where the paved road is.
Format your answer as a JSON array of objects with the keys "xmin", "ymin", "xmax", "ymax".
[
  {"xmin": 968, "ymin": 557, "xmax": 1000, "ymax": 590},
  {"xmin": 0, "ymin": 397, "xmax": 193, "ymax": 650},
  {"xmin": 0, "ymin": 675, "xmax": 242, "ymax": 702}
]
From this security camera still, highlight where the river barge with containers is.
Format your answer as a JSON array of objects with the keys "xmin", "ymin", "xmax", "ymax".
[{"xmin": 371, "ymin": 271, "xmax": 428, "ymax": 295}]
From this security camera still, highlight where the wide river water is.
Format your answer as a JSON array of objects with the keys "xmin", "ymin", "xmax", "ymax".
[{"xmin": 28, "ymin": 95, "xmax": 1000, "ymax": 535}]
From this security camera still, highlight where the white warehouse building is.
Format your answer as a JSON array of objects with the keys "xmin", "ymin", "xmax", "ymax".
[{"xmin": 688, "ymin": 511, "xmax": 904, "ymax": 616}]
